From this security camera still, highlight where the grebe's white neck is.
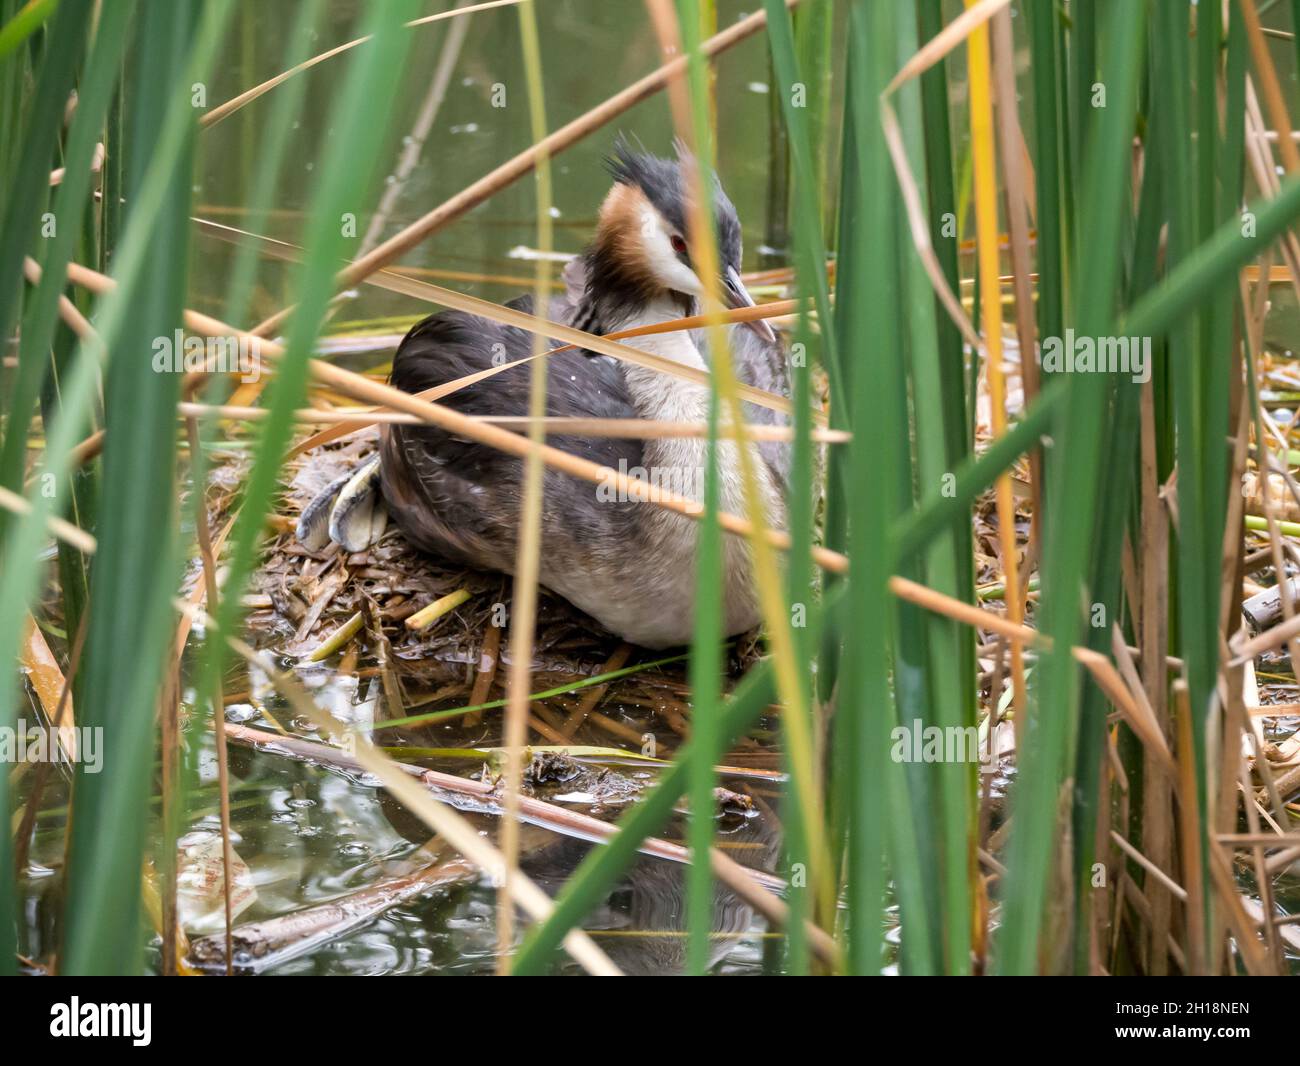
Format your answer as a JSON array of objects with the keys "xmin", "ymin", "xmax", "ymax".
[
  {"xmin": 605, "ymin": 296, "xmax": 708, "ymax": 425},
  {"xmin": 592, "ymin": 297, "xmax": 783, "ymax": 645}
]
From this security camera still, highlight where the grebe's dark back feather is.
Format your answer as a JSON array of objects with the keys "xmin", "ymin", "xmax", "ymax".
[{"xmin": 379, "ymin": 293, "xmax": 645, "ymax": 594}]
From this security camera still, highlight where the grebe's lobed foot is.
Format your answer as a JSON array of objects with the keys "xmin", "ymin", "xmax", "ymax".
[{"xmin": 295, "ymin": 454, "xmax": 388, "ymax": 554}]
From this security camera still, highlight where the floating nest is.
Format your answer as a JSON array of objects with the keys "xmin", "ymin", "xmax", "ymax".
[{"xmin": 220, "ymin": 430, "xmax": 772, "ymax": 760}]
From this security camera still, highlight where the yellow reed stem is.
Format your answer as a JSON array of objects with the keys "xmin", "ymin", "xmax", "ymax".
[
  {"xmin": 306, "ymin": 610, "xmax": 364, "ymax": 661},
  {"xmin": 404, "ymin": 589, "xmax": 473, "ymax": 632},
  {"xmin": 965, "ymin": 1, "xmax": 1026, "ymax": 726}
]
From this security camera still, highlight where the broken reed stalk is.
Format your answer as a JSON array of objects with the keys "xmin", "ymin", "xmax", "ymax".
[
  {"xmin": 562, "ymin": 644, "xmax": 632, "ymax": 738},
  {"xmin": 404, "ymin": 588, "xmax": 472, "ymax": 632},
  {"xmin": 189, "ymin": 853, "xmax": 480, "ymax": 973}
]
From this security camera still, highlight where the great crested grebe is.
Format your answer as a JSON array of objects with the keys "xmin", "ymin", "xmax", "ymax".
[{"xmin": 298, "ymin": 142, "xmax": 792, "ymax": 649}]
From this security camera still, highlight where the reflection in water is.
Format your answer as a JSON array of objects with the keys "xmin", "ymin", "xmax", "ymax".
[
  {"xmin": 376, "ymin": 779, "xmax": 783, "ymax": 975},
  {"xmin": 146, "ymin": 737, "xmax": 783, "ymax": 975},
  {"xmin": 523, "ymin": 816, "xmax": 781, "ymax": 975}
]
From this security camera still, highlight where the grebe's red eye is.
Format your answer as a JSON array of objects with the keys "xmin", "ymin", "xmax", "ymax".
[{"xmin": 670, "ymin": 234, "xmax": 688, "ymax": 256}]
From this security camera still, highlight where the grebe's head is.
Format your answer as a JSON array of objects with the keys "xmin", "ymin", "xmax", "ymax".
[{"xmin": 589, "ymin": 139, "xmax": 774, "ymax": 341}]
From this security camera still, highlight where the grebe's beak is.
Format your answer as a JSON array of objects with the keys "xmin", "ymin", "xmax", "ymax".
[{"xmin": 722, "ymin": 265, "xmax": 777, "ymax": 343}]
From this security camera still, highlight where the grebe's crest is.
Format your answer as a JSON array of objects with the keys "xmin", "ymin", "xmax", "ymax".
[
  {"xmin": 583, "ymin": 136, "xmax": 747, "ymax": 321},
  {"xmin": 603, "ymin": 136, "xmax": 743, "ymax": 272}
]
